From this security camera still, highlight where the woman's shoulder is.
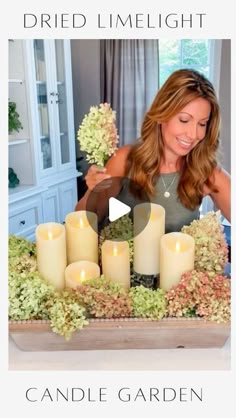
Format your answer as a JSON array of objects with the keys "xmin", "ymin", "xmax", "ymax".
[
  {"xmin": 203, "ymin": 166, "xmax": 230, "ymax": 195},
  {"xmin": 211, "ymin": 166, "xmax": 230, "ymax": 184},
  {"xmin": 116, "ymin": 144, "xmax": 133, "ymax": 157}
]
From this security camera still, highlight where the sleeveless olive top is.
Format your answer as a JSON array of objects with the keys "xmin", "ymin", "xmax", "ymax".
[{"xmin": 116, "ymin": 172, "xmax": 200, "ymax": 233}]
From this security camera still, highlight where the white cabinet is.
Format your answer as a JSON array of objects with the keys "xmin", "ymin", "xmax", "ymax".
[{"xmin": 8, "ymin": 39, "xmax": 81, "ymax": 240}]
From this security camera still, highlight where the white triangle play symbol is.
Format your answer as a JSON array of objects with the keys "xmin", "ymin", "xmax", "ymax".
[{"xmin": 108, "ymin": 197, "xmax": 131, "ymax": 222}]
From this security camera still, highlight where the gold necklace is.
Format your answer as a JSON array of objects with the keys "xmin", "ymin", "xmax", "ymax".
[{"xmin": 160, "ymin": 173, "xmax": 178, "ymax": 198}]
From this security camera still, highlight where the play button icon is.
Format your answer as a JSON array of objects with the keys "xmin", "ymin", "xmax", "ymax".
[
  {"xmin": 108, "ymin": 197, "xmax": 131, "ymax": 222},
  {"xmin": 86, "ymin": 176, "xmax": 151, "ymax": 240}
]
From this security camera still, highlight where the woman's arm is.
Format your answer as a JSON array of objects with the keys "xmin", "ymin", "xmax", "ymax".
[
  {"xmin": 75, "ymin": 145, "xmax": 132, "ymax": 216},
  {"xmin": 208, "ymin": 167, "xmax": 231, "ymax": 222}
]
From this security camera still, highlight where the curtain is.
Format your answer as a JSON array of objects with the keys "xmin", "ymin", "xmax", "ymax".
[{"xmin": 100, "ymin": 40, "xmax": 159, "ymax": 146}]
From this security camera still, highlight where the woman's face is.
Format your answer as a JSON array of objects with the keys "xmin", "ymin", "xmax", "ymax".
[{"xmin": 161, "ymin": 97, "xmax": 211, "ymax": 157}]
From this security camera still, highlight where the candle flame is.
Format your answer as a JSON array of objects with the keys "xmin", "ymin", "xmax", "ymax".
[
  {"xmin": 80, "ymin": 269, "xmax": 86, "ymax": 281},
  {"xmin": 175, "ymin": 241, "xmax": 181, "ymax": 252},
  {"xmin": 48, "ymin": 231, "xmax": 53, "ymax": 240},
  {"xmin": 78, "ymin": 217, "xmax": 84, "ymax": 228},
  {"xmin": 113, "ymin": 246, "xmax": 118, "ymax": 256}
]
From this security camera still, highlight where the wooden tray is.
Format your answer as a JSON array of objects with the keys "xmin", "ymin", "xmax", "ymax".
[{"xmin": 9, "ymin": 318, "xmax": 230, "ymax": 351}]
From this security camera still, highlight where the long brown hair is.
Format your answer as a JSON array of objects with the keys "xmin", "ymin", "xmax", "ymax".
[{"xmin": 126, "ymin": 68, "xmax": 220, "ymax": 209}]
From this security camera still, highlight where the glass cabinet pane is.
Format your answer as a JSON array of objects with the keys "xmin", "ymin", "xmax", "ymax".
[
  {"xmin": 55, "ymin": 40, "xmax": 70, "ymax": 165},
  {"xmin": 33, "ymin": 40, "xmax": 52, "ymax": 170}
]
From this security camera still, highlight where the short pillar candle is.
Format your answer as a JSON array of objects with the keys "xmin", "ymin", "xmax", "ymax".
[
  {"xmin": 65, "ymin": 211, "xmax": 98, "ymax": 264},
  {"xmin": 160, "ymin": 232, "xmax": 195, "ymax": 291},
  {"xmin": 65, "ymin": 260, "xmax": 100, "ymax": 290},
  {"xmin": 101, "ymin": 240, "xmax": 130, "ymax": 290},
  {"xmin": 36, "ymin": 222, "xmax": 67, "ymax": 290}
]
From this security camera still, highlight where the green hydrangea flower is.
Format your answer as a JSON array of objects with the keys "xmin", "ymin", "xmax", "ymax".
[
  {"xmin": 129, "ymin": 285, "xmax": 167, "ymax": 320},
  {"xmin": 48, "ymin": 290, "xmax": 88, "ymax": 340}
]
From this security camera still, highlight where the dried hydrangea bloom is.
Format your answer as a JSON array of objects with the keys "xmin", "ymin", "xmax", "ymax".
[
  {"xmin": 75, "ymin": 275, "xmax": 132, "ymax": 318},
  {"xmin": 166, "ymin": 269, "xmax": 231, "ymax": 323},
  {"xmin": 181, "ymin": 211, "xmax": 228, "ymax": 274},
  {"xmin": 49, "ymin": 291, "xmax": 88, "ymax": 340},
  {"xmin": 77, "ymin": 103, "xmax": 119, "ymax": 167}
]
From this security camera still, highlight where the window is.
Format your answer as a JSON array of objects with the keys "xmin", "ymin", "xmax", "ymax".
[
  {"xmin": 158, "ymin": 39, "xmax": 223, "ymax": 216},
  {"xmin": 159, "ymin": 39, "xmax": 212, "ymax": 87}
]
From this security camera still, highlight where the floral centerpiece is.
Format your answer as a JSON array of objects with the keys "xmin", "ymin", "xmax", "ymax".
[
  {"xmin": 8, "ymin": 212, "xmax": 231, "ymax": 341},
  {"xmin": 77, "ymin": 103, "xmax": 119, "ymax": 167}
]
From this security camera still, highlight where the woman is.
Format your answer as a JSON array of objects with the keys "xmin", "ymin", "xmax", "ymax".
[{"xmin": 75, "ymin": 68, "xmax": 230, "ymax": 232}]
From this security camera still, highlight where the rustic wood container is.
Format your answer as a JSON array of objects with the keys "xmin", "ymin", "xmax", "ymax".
[{"xmin": 9, "ymin": 317, "xmax": 230, "ymax": 351}]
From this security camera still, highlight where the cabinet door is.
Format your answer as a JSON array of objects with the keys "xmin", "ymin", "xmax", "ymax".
[
  {"xmin": 54, "ymin": 40, "xmax": 76, "ymax": 171},
  {"xmin": 33, "ymin": 39, "xmax": 56, "ymax": 175},
  {"xmin": 42, "ymin": 187, "xmax": 60, "ymax": 223},
  {"xmin": 58, "ymin": 179, "xmax": 77, "ymax": 223},
  {"xmin": 31, "ymin": 40, "xmax": 76, "ymax": 178}
]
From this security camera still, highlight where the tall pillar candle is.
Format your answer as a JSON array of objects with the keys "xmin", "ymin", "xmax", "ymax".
[
  {"xmin": 101, "ymin": 240, "xmax": 130, "ymax": 290},
  {"xmin": 133, "ymin": 203, "xmax": 165, "ymax": 275},
  {"xmin": 36, "ymin": 222, "xmax": 67, "ymax": 290},
  {"xmin": 65, "ymin": 211, "xmax": 98, "ymax": 264},
  {"xmin": 160, "ymin": 232, "xmax": 195, "ymax": 291},
  {"xmin": 65, "ymin": 260, "xmax": 100, "ymax": 290}
]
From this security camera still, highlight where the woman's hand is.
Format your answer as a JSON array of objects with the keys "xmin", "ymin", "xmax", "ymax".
[{"xmin": 85, "ymin": 165, "xmax": 112, "ymax": 191}]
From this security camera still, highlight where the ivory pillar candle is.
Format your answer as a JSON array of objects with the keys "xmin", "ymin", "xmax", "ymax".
[
  {"xmin": 36, "ymin": 222, "xmax": 67, "ymax": 290},
  {"xmin": 133, "ymin": 203, "xmax": 165, "ymax": 275},
  {"xmin": 101, "ymin": 240, "xmax": 130, "ymax": 290},
  {"xmin": 65, "ymin": 260, "xmax": 100, "ymax": 290},
  {"xmin": 65, "ymin": 211, "xmax": 98, "ymax": 264},
  {"xmin": 160, "ymin": 232, "xmax": 195, "ymax": 291}
]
